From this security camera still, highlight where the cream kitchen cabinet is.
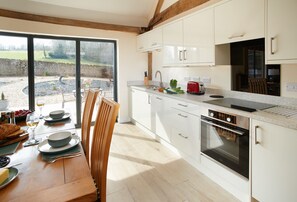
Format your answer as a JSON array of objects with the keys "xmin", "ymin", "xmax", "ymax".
[
  {"xmin": 169, "ymin": 108, "xmax": 200, "ymax": 160},
  {"xmin": 136, "ymin": 28, "xmax": 162, "ymax": 52},
  {"xmin": 162, "ymin": 7, "xmax": 214, "ymax": 66},
  {"xmin": 214, "ymin": 0, "xmax": 264, "ymax": 45},
  {"xmin": 151, "ymin": 94, "xmax": 171, "ymax": 142},
  {"xmin": 266, "ymin": 0, "xmax": 297, "ymax": 64},
  {"xmin": 130, "ymin": 89, "xmax": 152, "ymax": 130},
  {"xmin": 251, "ymin": 119, "xmax": 297, "ymax": 202}
]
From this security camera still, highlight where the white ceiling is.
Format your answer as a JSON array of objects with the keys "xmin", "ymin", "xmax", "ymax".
[{"xmin": 0, "ymin": 0, "xmax": 178, "ymax": 27}]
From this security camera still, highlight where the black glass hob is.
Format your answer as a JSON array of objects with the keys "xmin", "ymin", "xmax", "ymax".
[{"xmin": 204, "ymin": 98, "xmax": 276, "ymax": 112}]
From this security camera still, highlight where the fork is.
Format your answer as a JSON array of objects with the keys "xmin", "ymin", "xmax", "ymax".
[{"xmin": 47, "ymin": 153, "xmax": 82, "ymax": 163}]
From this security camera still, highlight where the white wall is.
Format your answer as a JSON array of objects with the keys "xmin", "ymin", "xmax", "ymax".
[
  {"xmin": 0, "ymin": 16, "xmax": 147, "ymax": 122},
  {"xmin": 281, "ymin": 64, "xmax": 297, "ymax": 98}
]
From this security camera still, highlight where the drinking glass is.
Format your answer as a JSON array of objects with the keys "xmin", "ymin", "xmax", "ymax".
[
  {"xmin": 36, "ymin": 98, "xmax": 45, "ymax": 119},
  {"xmin": 26, "ymin": 113, "xmax": 40, "ymax": 144}
]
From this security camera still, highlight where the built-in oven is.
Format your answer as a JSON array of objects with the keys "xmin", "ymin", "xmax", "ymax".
[{"xmin": 201, "ymin": 109, "xmax": 249, "ymax": 179}]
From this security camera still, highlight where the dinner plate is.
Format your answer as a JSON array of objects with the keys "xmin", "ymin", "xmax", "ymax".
[
  {"xmin": 43, "ymin": 112, "xmax": 71, "ymax": 122},
  {"xmin": 37, "ymin": 135, "xmax": 80, "ymax": 153},
  {"xmin": 0, "ymin": 167, "xmax": 19, "ymax": 189}
]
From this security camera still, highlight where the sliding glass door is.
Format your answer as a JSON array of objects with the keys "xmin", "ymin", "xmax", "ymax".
[
  {"xmin": 0, "ymin": 32, "xmax": 117, "ymax": 127},
  {"xmin": 0, "ymin": 35, "xmax": 29, "ymax": 109}
]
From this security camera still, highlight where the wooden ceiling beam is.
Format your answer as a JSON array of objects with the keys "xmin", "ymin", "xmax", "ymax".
[
  {"xmin": 0, "ymin": 9, "xmax": 141, "ymax": 33},
  {"xmin": 149, "ymin": 0, "xmax": 209, "ymax": 28},
  {"xmin": 154, "ymin": 0, "xmax": 165, "ymax": 17}
]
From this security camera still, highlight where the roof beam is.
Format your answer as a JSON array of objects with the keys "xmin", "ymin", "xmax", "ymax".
[
  {"xmin": 0, "ymin": 9, "xmax": 141, "ymax": 33},
  {"xmin": 154, "ymin": 0, "xmax": 165, "ymax": 17},
  {"xmin": 149, "ymin": 0, "xmax": 209, "ymax": 28}
]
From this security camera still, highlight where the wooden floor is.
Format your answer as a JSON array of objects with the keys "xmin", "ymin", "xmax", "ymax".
[{"xmin": 106, "ymin": 123, "xmax": 239, "ymax": 202}]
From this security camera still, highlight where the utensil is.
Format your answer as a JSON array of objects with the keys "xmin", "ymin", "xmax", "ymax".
[{"xmin": 46, "ymin": 153, "xmax": 81, "ymax": 163}]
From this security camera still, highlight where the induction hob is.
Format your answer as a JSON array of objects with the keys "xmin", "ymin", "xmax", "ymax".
[{"xmin": 204, "ymin": 98, "xmax": 276, "ymax": 112}]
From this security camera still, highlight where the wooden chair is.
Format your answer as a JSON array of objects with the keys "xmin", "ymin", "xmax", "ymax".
[
  {"xmin": 90, "ymin": 97, "xmax": 120, "ymax": 202},
  {"xmin": 81, "ymin": 89, "xmax": 100, "ymax": 165},
  {"xmin": 248, "ymin": 78, "xmax": 268, "ymax": 94}
]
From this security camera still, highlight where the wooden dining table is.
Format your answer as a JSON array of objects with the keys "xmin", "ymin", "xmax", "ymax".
[{"xmin": 0, "ymin": 116, "xmax": 97, "ymax": 201}]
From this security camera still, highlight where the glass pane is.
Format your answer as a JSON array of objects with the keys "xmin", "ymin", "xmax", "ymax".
[
  {"xmin": 0, "ymin": 35, "xmax": 28, "ymax": 110},
  {"xmin": 33, "ymin": 38, "xmax": 76, "ymax": 123},
  {"xmin": 80, "ymin": 41, "xmax": 115, "ymax": 121}
]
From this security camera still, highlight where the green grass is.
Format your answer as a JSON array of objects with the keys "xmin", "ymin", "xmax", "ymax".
[{"xmin": 0, "ymin": 50, "xmax": 109, "ymax": 66}]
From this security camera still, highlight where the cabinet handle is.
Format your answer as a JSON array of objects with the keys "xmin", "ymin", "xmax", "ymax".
[
  {"xmin": 156, "ymin": 97, "xmax": 162, "ymax": 100},
  {"xmin": 183, "ymin": 50, "xmax": 187, "ymax": 60},
  {"xmin": 178, "ymin": 103, "xmax": 188, "ymax": 107},
  {"xmin": 179, "ymin": 50, "xmax": 183, "ymax": 61},
  {"xmin": 178, "ymin": 113, "xmax": 188, "ymax": 118},
  {"xmin": 270, "ymin": 37, "xmax": 276, "ymax": 55},
  {"xmin": 228, "ymin": 33, "xmax": 245, "ymax": 39},
  {"xmin": 151, "ymin": 42, "xmax": 157, "ymax": 46},
  {"xmin": 148, "ymin": 95, "xmax": 151, "ymax": 104},
  {"xmin": 255, "ymin": 125, "xmax": 260, "ymax": 145},
  {"xmin": 178, "ymin": 133, "xmax": 188, "ymax": 139}
]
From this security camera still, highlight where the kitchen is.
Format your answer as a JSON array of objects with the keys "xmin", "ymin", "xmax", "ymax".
[{"xmin": 0, "ymin": 0, "xmax": 297, "ymax": 201}]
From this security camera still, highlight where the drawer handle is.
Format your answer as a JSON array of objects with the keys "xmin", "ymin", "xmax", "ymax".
[
  {"xmin": 255, "ymin": 125, "xmax": 260, "ymax": 145},
  {"xmin": 228, "ymin": 33, "xmax": 245, "ymax": 39},
  {"xmin": 156, "ymin": 97, "xmax": 162, "ymax": 100},
  {"xmin": 178, "ymin": 113, "xmax": 188, "ymax": 118},
  {"xmin": 183, "ymin": 49, "xmax": 187, "ymax": 60},
  {"xmin": 178, "ymin": 133, "xmax": 188, "ymax": 139},
  {"xmin": 151, "ymin": 42, "xmax": 157, "ymax": 46},
  {"xmin": 178, "ymin": 103, "xmax": 188, "ymax": 107}
]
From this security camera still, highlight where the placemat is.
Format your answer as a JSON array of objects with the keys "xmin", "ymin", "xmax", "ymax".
[
  {"xmin": 41, "ymin": 144, "xmax": 81, "ymax": 161},
  {"xmin": 0, "ymin": 142, "xmax": 20, "ymax": 156}
]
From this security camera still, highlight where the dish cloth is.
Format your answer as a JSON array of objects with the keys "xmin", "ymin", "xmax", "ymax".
[
  {"xmin": 41, "ymin": 144, "xmax": 81, "ymax": 161},
  {"xmin": 0, "ymin": 142, "xmax": 20, "ymax": 156}
]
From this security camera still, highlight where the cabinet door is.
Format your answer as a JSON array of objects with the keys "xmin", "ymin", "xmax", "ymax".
[
  {"xmin": 183, "ymin": 8, "xmax": 214, "ymax": 65},
  {"xmin": 131, "ymin": 89, "xmax": 151, "ymax": 129},
  {"xmin": 147, "ymin": 28, "xmax": 162, "ymax": 51},
  {"xmin": 252, "ymin": 119, "xmax": 297, "ymax": 202},
  {"xmin": 266, "ymin": 0, "xmax": 297, "ymax": 63},
  {"xmin": 162, "ymin": 20, "xmax": 184, "ymax": 66},
  {"xmin": 136, "ymin": 33, "xmax": 148, "ymax": 52},
  {"xmin": 170, "ymin": 109, "xmax": 200, "ymax": 159},
  {"xmin": 214, "ymin": 0, "xmax": 264, "ymax": 44},
  {"xmin": 151, "ymin": 94, "xmax": 171, "ymax": 142}
]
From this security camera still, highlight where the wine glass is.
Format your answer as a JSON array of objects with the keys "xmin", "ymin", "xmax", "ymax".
[
  {"xmin": 36, "ymin": 98, "xmax": 45, "ymax": 119},
  {"xmin": 26, "ymin": 113, "xmax": 40, "ymax": 144}
]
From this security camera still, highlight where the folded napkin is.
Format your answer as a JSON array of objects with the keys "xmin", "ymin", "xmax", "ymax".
[
  {"xmin": 0, "ymin": 142, "xmax": 20, "ymax": 156},
  {"xmin": 41, "ymin": 144, "xmax": 81, "ymax": 161}
]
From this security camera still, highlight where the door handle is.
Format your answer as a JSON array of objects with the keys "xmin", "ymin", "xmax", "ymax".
[
  {"xmin": 255, "ymin": 125, "xmax": 260, "ymax": 145},
  {"xmin": 183, "ymin": 50, "xmax": 187, "ymax": 61},
  {"xmin": 270, "ymin": 37, "xmax": 276, "ymax": 55}
]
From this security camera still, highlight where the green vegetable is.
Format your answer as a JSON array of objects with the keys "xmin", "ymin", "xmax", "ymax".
[{"xmin": 170, "ymin": 79, "xmax": 177, "ymax": 89}]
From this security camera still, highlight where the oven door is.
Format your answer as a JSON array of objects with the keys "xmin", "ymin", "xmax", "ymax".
[{"xmin": 201, "ymin": 115, "xmax": 249, "ymax": 179}]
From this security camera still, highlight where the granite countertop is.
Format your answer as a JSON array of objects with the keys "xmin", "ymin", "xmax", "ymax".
[{"xmin": 130, "ymin": 85, "xmax": 297, "ymax": 130}]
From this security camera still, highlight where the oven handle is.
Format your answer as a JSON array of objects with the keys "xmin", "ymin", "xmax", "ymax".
[{"xmin": 201, "ymin": 119, "xmax": 246, "ymax": 136}]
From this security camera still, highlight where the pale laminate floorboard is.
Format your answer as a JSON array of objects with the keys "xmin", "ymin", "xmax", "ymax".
[{"xmin": 106, "ymin": 123, "xmax": 239, "ymax": 202}]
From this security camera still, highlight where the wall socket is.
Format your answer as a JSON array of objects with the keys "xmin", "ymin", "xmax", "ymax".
[
  {"xmin": 286, "ymin": 82, "xmax": 297, "ymax": 92},
  {"xmin": 202, "ymin": 77, "xmax": 211, "ymax": 84}
]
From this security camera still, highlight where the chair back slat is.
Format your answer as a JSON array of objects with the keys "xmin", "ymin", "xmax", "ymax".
[
  {"xmin": 248, "ymin": 78, "xmax": 268, "ymax": 94},
  {"xmin": 90, "ymin": 97, "xmax": 119, "ymax": 202},
  {"xmin": 81, "ymin": 89, "xmax": 99, "ymax": 165}
]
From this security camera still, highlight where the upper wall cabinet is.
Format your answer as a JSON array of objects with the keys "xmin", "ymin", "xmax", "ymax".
[
  {"xmin": 137, "ymin": 28, "xmax": 162, "ymax": 52},
  {"xmin": 266, "ymin": 0, "xmax": 297, "ymax": 64},
  {"xmin": 214, "ymin": 0, "xmax": 264, "ymax": 45},
  {"xmin": 162, "ymin": 8, "xmax": 215, "ymax": 66}
]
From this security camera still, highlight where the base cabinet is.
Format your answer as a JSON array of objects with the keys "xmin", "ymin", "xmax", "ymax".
[
  {"xmin": 252, "ymin": 119, "xmax": 297, "ymax": 202},
  {"xmin": 169, "ymin": 108, "xmax": 200, "ymax": 160},
  {"xmin": 130, "ymin": 89, "xmax": 151, "ymax": 130}
]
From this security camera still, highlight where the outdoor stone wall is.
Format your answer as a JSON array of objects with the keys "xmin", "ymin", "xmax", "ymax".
[{"xmin": 0, "ymin": 59, "xmax": 112, "ymax": 78}]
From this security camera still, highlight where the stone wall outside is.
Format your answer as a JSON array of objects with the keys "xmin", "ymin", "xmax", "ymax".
[{"xmin": 0, "ymin": 59, "xmax": 112, "ymax": 78}]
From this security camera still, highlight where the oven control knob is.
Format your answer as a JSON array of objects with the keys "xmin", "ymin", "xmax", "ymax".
[
  {"xmin": 210, "ymin": 112, "xmax": 214, "ymax": 117},
  {"xmin": 226, "ymin": 117, "xmax": 231, "ymax": 122}
]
